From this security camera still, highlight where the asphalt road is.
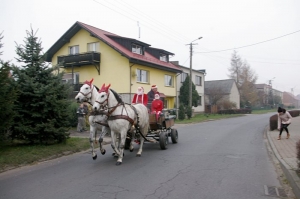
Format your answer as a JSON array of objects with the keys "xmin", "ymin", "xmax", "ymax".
[{"xmin": 0, "ymin": 113, "xmax": 292, "ymax": 199}]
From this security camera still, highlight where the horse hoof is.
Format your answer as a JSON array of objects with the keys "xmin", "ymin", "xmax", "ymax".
[
  {"xmin": 136, "ymin": 154, "xmax": 141, "ymax": 157},
  {"xmin": 92, "ymin": 154, "xmax": 97, "ymax": 160},
  {"xmin": 112, "ymin": 153, "xmax": 115, "ymax": 156},
  {"xmin": 101, "ymin": 149, "xmax": 106, "ymax": 155},
  {"xmin": 116, "ymin": 162, "xmax": 122, "ymax": 166},
  {"xmin": 130, "ymin": 149, "xmax": 133, "ymax": 152}
]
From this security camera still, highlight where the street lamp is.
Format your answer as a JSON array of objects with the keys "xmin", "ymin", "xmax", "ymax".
[
  {"xmin": 187, "ymin": 37, "xmax": 203, "ymax": 107},
  {"xmin": 269, "ymin": 77, "xmax": 275, "ymax": 107}
]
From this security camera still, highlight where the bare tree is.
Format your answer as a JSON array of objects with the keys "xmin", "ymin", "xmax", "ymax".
[
  {"xmin": 205, "ymin": 86, "xmax": 225, "ymax": 105},
  {"xmin": 228, "ymin": 50, "xmax": 243, "ymax": 87},
  {"xmin": 228, "ymin": 51, "xmax": 259, "ymax": 107}
]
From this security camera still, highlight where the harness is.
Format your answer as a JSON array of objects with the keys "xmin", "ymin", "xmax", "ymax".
[
  {"xmin": 95, "ymin": 89, "xmax": 149, "ymax": 141},
  {"xmin": 90, "ymin": 110, "xmax": 109, "ymax": 127}
]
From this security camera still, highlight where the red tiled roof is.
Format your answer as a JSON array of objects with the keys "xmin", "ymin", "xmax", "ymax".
[{"xmin": 77, "ymin": 21, "xmax": 181, "ymax": 72}]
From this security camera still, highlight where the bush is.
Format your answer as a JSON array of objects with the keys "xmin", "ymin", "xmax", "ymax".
[
  {"xmin": 68, "ymin": 101, "xmax": 79, "ymax": 127},
  {"xmin": 186, "ymin": 106, "xmax": 192, "ymax": 119},
  {"xmin": 178, "ymin": 104, "xmax": 185, "ymax": 120},
  {"xmin": 296, "ymin": 140, "xmax": 300, "ymax": 170},
  {"xmin": 218, "ymin": 108, "xmax": 252, "ymax": 114}
]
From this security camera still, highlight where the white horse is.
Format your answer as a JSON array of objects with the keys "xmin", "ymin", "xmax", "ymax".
[
  {"xmin": 93, "ymin": 83, "xmax": 149, "ymax": 165},
  {"xmin": 74, "ymin": 78, "xmax": 110, "ymax": 160}
]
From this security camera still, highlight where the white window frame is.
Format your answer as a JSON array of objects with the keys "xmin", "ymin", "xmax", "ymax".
[
  {"xmin": 181, "ymin": 72, "xmax": 188, "ymax": 82},
  {"xmin": 69, "ymin": 45, "xmax": 79, "ymax": 55},
  {"xmin": 136, "ymin": 69, "xmax": 149, "ymax": 83},
  {"xmin": 87, "ymin": 42, "xmax": 99, "ymax": 52},
  {"xmin": 160, "ymin": 53, "xmax": 167, "ymax": 62},
  {"xmin": 132, "ymin": 44, "xmax": 142, "ymax": 55},
  {"xmin": 196, "ymin": 75, "xmax": 202, "ymax": 86},
  {"xmin": 62, "ymin": 73, "xmax": 79, "ymax": 84},
  {"xmin": 165, "ymin": 75, "xmax": 173, "ymax": 87}
]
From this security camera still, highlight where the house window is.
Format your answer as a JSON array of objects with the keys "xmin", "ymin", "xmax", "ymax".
[
  {"xmin": 165, "ymin": 75, "xmax": 173, "ymax": 87},
  {"xmin": 196, "ymin": 75, "xmax": 202, "ymax": 86},
  {"xmin": 181, "ymin": 72, "xmax": 188, "ymax": 82},
  {"xmin": 160, "ymin": 53, "xmax": 167, "ymax": 62},
  {"xmin": 164, "ymin": 99, "xmax": 168, "ymax": 109},
  {"xmin": 132, "ymin": 44, "xmax": 142, "ymax": 55},
  {"xmin": 136, "ymin": 69, "xmax": 148, "ymax": 83},
  {"xmin": 198, "ymin": 96, "xmax": 202, "ymax": 106},
  {"xmin": 62, "ymin": 73, "xmax": 79, "ymax": 84},
  {"xmin": 69, "ymin": 45, "xmax": 79, "ymax": 55},
  {"xmin": 87, "ymin": 42, "xmax": 99, "ymax": 52}
]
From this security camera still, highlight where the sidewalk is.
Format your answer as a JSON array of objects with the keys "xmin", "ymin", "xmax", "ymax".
[{"xmin": 267, "ymin": 116, "xmax": 300, "ymax": 198}]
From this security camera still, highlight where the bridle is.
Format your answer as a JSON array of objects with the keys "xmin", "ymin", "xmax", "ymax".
[{"xmin": 79, "ymin": 84, "xmax": 95, "ymax": 102}]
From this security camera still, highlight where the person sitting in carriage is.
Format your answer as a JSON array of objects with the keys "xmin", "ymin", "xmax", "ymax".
[
  {"xmin": 151, "ymin": 94, "xmax": 164, "ymax": 121},
  {"xmin": 132, "ymin": 86, "xmax": 148, "ymax": 107}
]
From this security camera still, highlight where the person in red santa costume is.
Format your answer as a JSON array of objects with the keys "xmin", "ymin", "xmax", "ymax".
[
  {"xmin": 132, "ymin": 87, "xmax": 148, "ymax": 107},
  {"xmin": 151, "ymin": 94, "xmax": 164, "ymax": 121}
]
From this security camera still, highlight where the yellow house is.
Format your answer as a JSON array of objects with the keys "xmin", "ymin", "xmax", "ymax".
[{"xmin": 45, "ymin": 21, "xmax": 182, "ymax": 109}]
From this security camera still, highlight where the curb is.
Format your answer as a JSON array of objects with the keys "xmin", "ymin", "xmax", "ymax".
[{"xmin": 266, "ymin": 126, "xmax": 300, "ymax": 199}]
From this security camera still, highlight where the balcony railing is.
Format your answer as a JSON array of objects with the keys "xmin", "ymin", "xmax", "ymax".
[{"xmin": 57, "ymin": 52, "xmax": 100, "ymax": 67}]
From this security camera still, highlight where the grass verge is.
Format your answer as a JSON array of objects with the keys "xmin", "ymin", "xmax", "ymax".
[
  {"xmin": 174, "ymin": 113, "xmax": 245, "ymax": 124},
  {"xmin": 0, "ymin": 137, "xmax": 90, "ymax": 173}
]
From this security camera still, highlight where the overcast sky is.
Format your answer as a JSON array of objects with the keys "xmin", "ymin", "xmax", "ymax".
[{"xmin": 1, "ymin": 0, "xmax": 300, "ymax": 95}]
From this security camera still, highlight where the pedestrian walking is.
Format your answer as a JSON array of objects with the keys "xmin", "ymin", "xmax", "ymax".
[
  {"xmin": 77, "ymin": 103, "xmax": 86, "ymax": 132},
  {"xmin": 277, "ymin": 107, "xmax": 292, "ymax": 140}
]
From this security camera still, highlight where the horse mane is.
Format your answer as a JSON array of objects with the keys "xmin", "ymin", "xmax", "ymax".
[
  {"xmin": 110, "ymin": 89, "xmax": 123, "ymax": 104},
  {"xmin": 94, "ymin": 85, "xmax": 99, "ymax": 92}
]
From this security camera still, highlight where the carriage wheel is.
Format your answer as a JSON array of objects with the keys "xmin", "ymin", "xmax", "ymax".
[
  {"xmin": 159, "ymin": 131, "xmax": 168, "ymax": 150},
  {"xmin": 170, "ymin": 129, "xmax": 178, "ymax": 144}
]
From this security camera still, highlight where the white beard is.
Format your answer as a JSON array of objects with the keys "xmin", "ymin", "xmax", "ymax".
[{"xmin": 137, "ymin": 91, "xmax": 143, "ymax": 95}]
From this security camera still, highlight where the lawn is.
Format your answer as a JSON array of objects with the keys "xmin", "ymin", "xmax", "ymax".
[{"xmin": 0, "ymin": 137, "xmax": 90, "ymax": 173}]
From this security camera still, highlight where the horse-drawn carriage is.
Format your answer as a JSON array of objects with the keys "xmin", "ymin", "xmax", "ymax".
[
  {"xmin": 126, "ymin": 110, "xmax": 178, "ymax": 150},
  {"xmin": 75, "ymin": 79, "xmax": 178, "ymax": 165}
]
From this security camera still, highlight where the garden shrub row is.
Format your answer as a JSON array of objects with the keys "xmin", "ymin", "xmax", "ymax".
[
  {"xmin": 269, "ymin": 110, "xmax": 300, "ymax": 131},
  {"xmin": 218, "ymin": 108, "xmax": 252, "ymax": 114}
]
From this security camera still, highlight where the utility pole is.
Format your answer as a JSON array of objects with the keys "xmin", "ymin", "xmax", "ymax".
[{"xmin": 187, "ymin": 37, "xmax": 202, "ymax": 107}]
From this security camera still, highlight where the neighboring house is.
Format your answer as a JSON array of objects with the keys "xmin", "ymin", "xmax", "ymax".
[
  {"xmin": 255, "ymin": 83, "xmax": 283, "ymax": 106},
  {"xmin": 45, "ymin": 21, "xmax": 182, "ymax": 109},
  {"xmin": 204, "ymin": 79, "xmax": 240, "ymax": 109},
  {"xmin": 171, "ymin": 61, "xmax": 205, "ymax": 113},
  {"xmin": 283, "ymin": 92, "xmax": 300, "ymax": 108}
]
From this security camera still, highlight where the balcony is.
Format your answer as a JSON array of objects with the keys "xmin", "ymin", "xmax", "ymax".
[{"xmin": 57, "ymin": 52, "xmax": 101, "ymax": 74}]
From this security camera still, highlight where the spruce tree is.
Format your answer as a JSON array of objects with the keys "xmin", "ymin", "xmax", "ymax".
[
  {"xmin": 11, "ymin": 28, "xmax": 72, "ymax": 144},
  {"xmin": 0, "ymin": 33, "xmax": 17, "ymax": 140},
  {"xmin": 178, "ymin": 74, "xmax": 200, "ymax": 107},
  {"xmin": 0, "ymin": 62, "xmax": 17, "ymax": 139}
]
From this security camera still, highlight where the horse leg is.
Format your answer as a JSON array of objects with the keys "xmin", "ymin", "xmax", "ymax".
[
  {"xmin": 98, "ymin": 126, "xmax": 108, "ymax": 155},
  {"xmin": 89, "ymin": 128, "xmax": 97, "ymax": 160},
  {"xmin": 110, "ymin": 132, "xmax": 121, "ymax": 157},
  {"xmin": 116, "ymin": 131, "xmax": 126, "ymax": 165},
  {"xmin": 129, "ymin": 131, "xmax": 135, "ymax": 152},
  {"xmin": 136, "ymin": 126, "xmax": 148, "ymax": 157}
]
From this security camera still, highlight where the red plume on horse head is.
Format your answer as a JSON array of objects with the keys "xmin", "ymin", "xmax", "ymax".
[
  {"xmin": 99, "ymin": 83, "xmax": 111, "ymax": 93},
  {"xmin": 83, "ymin": 78, "xmax": 94, "ymax": 87}
]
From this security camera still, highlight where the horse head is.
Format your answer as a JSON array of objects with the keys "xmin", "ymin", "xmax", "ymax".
[
  {"xmin": 75, "ymin": 78, "xmax": 94, "ymax": 103},
  {"xmin": 93, "ymin": 83, "xmax": 111, "ymax": 111}
]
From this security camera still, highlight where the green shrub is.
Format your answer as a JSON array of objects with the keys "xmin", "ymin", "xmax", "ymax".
[
  {"xmin": 186, "ymin": 106, "xmax": 192, "ymax": 119},
  {"xmin": 68, "ymin": 102, "xmax": 79, "ymax": 127},
  {"xmin": 178, "ymin": 104, "xmax": 185, "ymax": 120}
]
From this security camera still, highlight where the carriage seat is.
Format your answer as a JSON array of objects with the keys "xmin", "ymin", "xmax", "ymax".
[{"xmin": 149, "ymin": 113, "xmax": 165, "ymax": 130}]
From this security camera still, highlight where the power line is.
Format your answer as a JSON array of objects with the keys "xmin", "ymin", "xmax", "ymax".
[
  {"xmin": 92, "ymin": 0, "xmax": 188, "ymax": 44},
  {"xmin": 194, "ymin": 30, "xmax": 300, "ymax": 53}
]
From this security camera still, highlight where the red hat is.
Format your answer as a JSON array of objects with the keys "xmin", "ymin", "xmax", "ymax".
[{"xmin": 151, "ymin": 85, "xmax": 157, "ymax": 89}]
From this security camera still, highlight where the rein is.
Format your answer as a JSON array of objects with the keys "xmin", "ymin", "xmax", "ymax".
[{"xmin": 80, "ymin": 85, "xmax": 94, "ymax": 100}]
